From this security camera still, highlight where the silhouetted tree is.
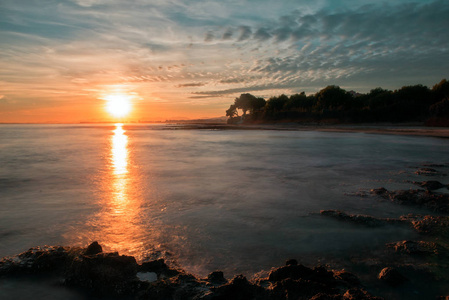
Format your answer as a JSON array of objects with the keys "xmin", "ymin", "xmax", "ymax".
[
  {"xmin": 432, "ymin": 79, "xmax": 449, "ymax": 103},
  {"xmin": 226, "ymin": 104, "xmax": 238, "ymax": 118},
  {"xmin": 316, "ymin": 86, "xmax": 352, "ymax": 111},
  {"xmin": 266, "ymin": 94, "xmax": 288, "ymax": 112},
  {"xmin": 224, "ymin": 79, "xmax": 449, "ymax": 126}
]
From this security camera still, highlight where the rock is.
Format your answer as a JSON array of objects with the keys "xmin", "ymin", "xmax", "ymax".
[
  {"xmin": 409, "ymin": 215, "xmax": 449, "ymax": 236},
  {"xmin": 370, "ymin": 187, "xmax": 388, "ymax": 195},
  {"xmin": 378, "ymin": 267, "xmax": 407, "ymax": 286},
  {"xmin": 207, "ymin": 271, "xmax": 227, "ymax": 284},
  {"xmin": 387, "ymin": 240, "xmax": 447, "ymax": 256},
  {"xmin": 268, "ymin": 264, "xmax": 315, "ymax": 282},
  {"xmin": 84, "ymin": 241, "xmax": 102, "ymax": 255},
  {"xmin": 208, "ymin": 275, "xmax": 265, "ymax": 300},
  {"xmin": 0, "ymin": 244, "xmax": 382, "ymax": 300},
  {"xmin": 271, "ymin": 278, "xmax": 337, "ymax": 300},
  {"xmin": 139, "ymin": 258, "xmax": 179, "ymax": 277},
  {"xmin": 285, "ymin": 258, "xmax": 298, "ymax": 266},
  {"xmin": 0, "ymin": 245, "xmax": 71, "ymax": 275},
  {"xmin": 333, "ymin": 270, "xmax": 361, "ymax": 286},
  {"xmin": 415, "ymin": 167, "xmax": 444, "ymax": 176},
  {"xmin": 320, "ymin": 210, "xmax": 402, "ymax": 227},
  {"xmin": 412, "ymin": 180, "xmax": 447, "ymax": 191},
  {"xmin": 310, "ymin": 293, "xmax": 343, "ymax": 300},
  {"xmin": 343, "ymin": 288, "xmax": 384, "ymax": 300},
  {"xmin": 370, "ymin": 188, "xmax": 449, "ymax": 213},
  {"xmin": 65, "ymin": 252, "xmax": 138, "ymax": 295}
]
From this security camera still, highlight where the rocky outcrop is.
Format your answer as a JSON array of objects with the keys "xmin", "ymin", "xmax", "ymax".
[
  {"xmin": 387, "ymin": 240, "xmax": 448, "ymax": 257},
  {"xmin": 369, "ymin": 187, "xmax": 449, "ymax": 212},
  {"xmin": 0, "ymin": 242, "xmax": 383, "ymax": 299}
]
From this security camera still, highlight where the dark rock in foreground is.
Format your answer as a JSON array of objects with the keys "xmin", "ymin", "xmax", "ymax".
[{"xmin": 0, "ymin": 242, "xmax": 383, "ymax": 299}]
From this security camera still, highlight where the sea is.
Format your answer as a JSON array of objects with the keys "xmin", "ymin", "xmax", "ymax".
[{"xmin": 0, "ymin": 123, "xmax": 448, "ymax": 298}]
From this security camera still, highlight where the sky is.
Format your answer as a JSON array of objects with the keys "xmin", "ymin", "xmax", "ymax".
[{"xmin": 1, "ymin": 0, "xmax": 448, "ymax": 123}]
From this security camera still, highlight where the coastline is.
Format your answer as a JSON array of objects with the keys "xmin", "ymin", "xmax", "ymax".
[{"xmin": 232, "ymin": 124, "xmax": 449, "ymax": 138}]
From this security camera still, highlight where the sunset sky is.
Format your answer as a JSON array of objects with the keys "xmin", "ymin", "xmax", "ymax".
[{"xmin": 1, "ymin": 0, "xmax": 448, "ymax": 123}]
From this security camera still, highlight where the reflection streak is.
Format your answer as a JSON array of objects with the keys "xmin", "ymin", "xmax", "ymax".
[{"xmin": 100, "ymin": 123, "xmax": 144, "ymax": 257}]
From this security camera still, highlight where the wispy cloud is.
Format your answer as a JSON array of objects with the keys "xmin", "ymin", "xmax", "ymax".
[{"xmin": 1, "ymin": 0, "xmax": 448, "ymax": 122}]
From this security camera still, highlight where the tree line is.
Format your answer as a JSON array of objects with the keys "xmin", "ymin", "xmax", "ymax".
[{"xmin": 225, "ymin": 79, "xmax": 449, "ymax": 126}]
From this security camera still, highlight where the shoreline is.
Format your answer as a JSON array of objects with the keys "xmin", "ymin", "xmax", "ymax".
[{"xmin": 220, "ymin": 123, "xmax": 449, "ymax": 138}]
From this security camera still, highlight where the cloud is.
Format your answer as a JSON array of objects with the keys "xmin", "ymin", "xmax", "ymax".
[
  {"xmin": 222, "ymin": 28, "xmax": 233, "ymax": 40},
  {"xmin": 254, "ymin": 28, "xmax": 271, "ymax": 41},
  {"xmin": 2, "ymin": 0, "xmax": 449, "ymax": 121},
  {"xmin": 237, "ymin": 26, "xmax": 252, "ymax": 42},
  {"xmin": 177, "ymin": 82, "xmax": 207, "ymax": 88},
  {"xmin": 204, "ymin": 31, "xmax": 214, "ymax": 42}
]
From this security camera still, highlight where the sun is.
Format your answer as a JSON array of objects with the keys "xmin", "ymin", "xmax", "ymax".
[{"xmin": 105, "ymin": 94, "xmax": 132, "ymax": 118}]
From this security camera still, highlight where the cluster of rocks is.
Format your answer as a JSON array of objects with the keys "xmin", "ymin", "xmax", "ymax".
[
  {"xmin": 0, "ymin": 242, "xmax": 383, "ymax": 299},
  {"xmin": 369, "ymin": 184, "xmax": 449, "ymax": 213}
]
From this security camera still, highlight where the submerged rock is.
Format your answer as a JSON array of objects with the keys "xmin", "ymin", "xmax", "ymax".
[
  {"xmin": 369, "ymin": 187, "xmax": 449, "ymax": 213},
  {"xmin": 412, "ymin": 180, "xmax": 447, "ymax": 191},
  {"xmin": 387, "ymin": 240, "xmax": 448, "ymax": 257},
  {"xmin": 415, "ymin": 167, "xmax": 446, "ymax": 176},
  {"xmin": 320, "ymin": 210, "xmax": 403, "ymax": 227}
]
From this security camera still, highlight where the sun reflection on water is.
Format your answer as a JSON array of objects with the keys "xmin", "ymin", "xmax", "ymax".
[
  {"xmin": 111, "ymin": 123, "xmax": 128, "ymax": 175},
  {"xmin": 98, "ymin": 123, "xmax": 145, "ymax": 258}
]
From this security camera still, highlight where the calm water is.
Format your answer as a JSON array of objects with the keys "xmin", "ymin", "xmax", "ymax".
[{"xmin": 1, "ymin": 124, "xmax": 448, "ymax": 277}]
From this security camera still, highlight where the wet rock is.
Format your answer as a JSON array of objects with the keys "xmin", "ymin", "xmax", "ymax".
[
  {"xmin": 415, "ymin": 167, "xmax": 445, "ymax": 176},
  {"xmin": 320, "ymin": 210, "xmax": 402, "ymax": 227},
  {"xmin": 270, "ymin": 278, "xmax": 338, "ymax": 300},
  {"xmin": 0, "ymin": 245, "xmax": 71, "ymax": 275},
  {"xmin": 407, "ymin": 215, "xmax": 449, "ymax": 237},
  {"xmin": 208, "ymin": 275, "xmax": 265, "ymax": 300},
  {"xmin": 370, "ymin": 188, "xmax": 449, "ymax": 213},
  {"xmin": 412, "ymin": 180, "xmax": 447, "ymax": 191},
  {"xmin": 343, "ymin": 288, "xmax": 384, "ymax": 300},
  {"xmin": 268, "ymin": 264, "xmax": 315, "ymax": 282},
  {"xmin": 333, "ymin": 270, "xmax": 361, "ymax": 287},
  {"xmin": 310, "ymin": 293, "xmax": 343, "ymax": 300},
  {"xmin": 378, "ymin": 267, "xmax": 407, "ymax": 286},
  {"xmin": 65, "ymin": 252, "xmax": 138, "ymax": 295},
  {"xmin": 84, "ymin": 241, "xmax": 102, "ymax": 255},
  {"xmin": 139, "ymin": 258, "xmax": 179, "ymax": 277},
  {"xmin": 370, "ymin": 187, "xmax": 388, "ymax": 195},
  {"xmin": 285, "ymin": 259, "xmax": 298, "ymax": 266},
  {"xmin": 207, "ymin": 271, "xmax": 227, "ymax": 284},
  {"xmin": 0, "ymin": 244, "xmax": 382, "ymax": 300},
  {"xmin": 387, "ymin": 240, "xmax": 447, "ymax": 256}
]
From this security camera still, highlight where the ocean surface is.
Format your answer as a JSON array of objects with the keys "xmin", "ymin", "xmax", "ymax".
[{"xmin": 1, "ymin": 124, "xmax": 449, "ymax": 279}]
